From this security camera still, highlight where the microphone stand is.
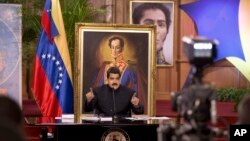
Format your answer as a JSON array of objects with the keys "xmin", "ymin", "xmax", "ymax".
[
  {"xmin": 112, "ymin": 86, "xmax": 127, "ymax": 123},
  {"xmin": 112, "ymin": 87, "xmax": 118, "ymax": 123}
]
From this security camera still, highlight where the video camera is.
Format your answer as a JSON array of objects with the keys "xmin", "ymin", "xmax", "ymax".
[
  {"xmin": 181, "ymin": 37, "xmax": 218, "ymax": 84},
  {"xmin": 182, "ymin": 36, "xmax": 217, "ymax": 68},
  {"xmin": 157, "ymin": 37, "xmax": 227, "ymax": 141}
]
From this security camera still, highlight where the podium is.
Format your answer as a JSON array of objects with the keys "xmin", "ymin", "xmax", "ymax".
[
  {"xmin": 56, "ymin": 122, "xmax": 157, "ymax": 141},
  {"xmin": 25, "ymin": 116, "xmax": 172, "ymax": 141}
]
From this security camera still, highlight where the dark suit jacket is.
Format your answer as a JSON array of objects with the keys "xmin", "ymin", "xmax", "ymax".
[{"xmin": 85, "ymin": 84, "xmax": 144, "ymax": 117}]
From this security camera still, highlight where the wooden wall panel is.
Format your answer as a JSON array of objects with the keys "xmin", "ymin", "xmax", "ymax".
[
  {"xmin": 118, "ymin": 0, "xmax": 129, "ymax": 24},
  {"xmin": 204, "ymin": 67, "xmax": 240, "ymax": 88},
  {"xmin": 178, "ymin": 0, "xmax": 196, "ymax": 89},
  {"xmin": 203, "ymin": 60, "xmax": 250, "ymax": 88},
  {"xmin": 239, "ymin": 73, "xmax": 250, "ymax": 88},
  {"xmin": 178, "ymin": 62, "xmax": 191, "ymax": 88},
  {"xmin": 155, "ymin": 67, "xmax": 178, "ymax": 100}
]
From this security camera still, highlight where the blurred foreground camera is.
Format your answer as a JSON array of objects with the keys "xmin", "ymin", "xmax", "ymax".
[{"xmin": 157, "ymin": 37, "xmax": 228, "ymax": 141}]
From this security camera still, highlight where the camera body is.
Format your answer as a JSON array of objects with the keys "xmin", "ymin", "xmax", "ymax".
[{"xmin": 182, "ymin": 36, "xmax": 217, "ymax": 68}]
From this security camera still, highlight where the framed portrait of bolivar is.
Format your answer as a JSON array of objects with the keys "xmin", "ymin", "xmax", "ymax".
[
  {"xmin": 129, "ymin": 0, "xmax": 175, "ymax": 67},
  {"xmin": 74, "ymin": 23, "xmax": 156, "ymax": 122}
]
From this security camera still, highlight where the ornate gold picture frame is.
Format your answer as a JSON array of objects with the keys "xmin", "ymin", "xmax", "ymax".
[{"xmin": 74, "ymin": 23, "xmax": 156, "ymax": 122}]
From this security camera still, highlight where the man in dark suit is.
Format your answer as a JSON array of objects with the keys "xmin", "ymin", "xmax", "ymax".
[{"xmin": 85, "ymin": 66, "xmax": 144, "ymax": 117}]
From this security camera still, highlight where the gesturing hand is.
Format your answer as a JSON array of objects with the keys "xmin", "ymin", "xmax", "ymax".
[
  {"xmin": 131, "ymin": 94, "xmax": 140, "ymax": 107},
  {"xmin": 86, "ymin": 88, "xmax": 94, "ymax": 102}
]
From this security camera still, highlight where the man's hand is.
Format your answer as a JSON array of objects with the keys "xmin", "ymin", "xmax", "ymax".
[
  {"xmin": 86, "ymin": 88, "xmax": 94, "ymax": 102},
  {"xmin": 131, "ymin": 94, "xmax": 140, "ymax": 107}
]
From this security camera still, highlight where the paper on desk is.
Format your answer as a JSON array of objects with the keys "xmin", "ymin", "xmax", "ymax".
[
  {"xmin": 100, "ymin": 117, "xmax": 112, "ymax": 121},
  {"xmin": 81, "ymin": 117, "xmax": 99, "ymax": 121},
  {"xmin": 149, "ymin": 117, "xmax": 170, "ymax": 120},
  {"xmin": 61, "ymin": 114, "xmax": 74, "ymax": 119},
  {"xmin": 60, "ymin": 114, "xmax": 74, "ymax": 123},
  {"xmin": 82, "ymin": 117, "xmax": 113, "ymax": 122},
  {"xmin": 61, "ymin": 118, "xmax": 74, "ymax": 123},
  {"xmin": 125, "ymin": 116, "xmax": 170, "ymax": 121}
]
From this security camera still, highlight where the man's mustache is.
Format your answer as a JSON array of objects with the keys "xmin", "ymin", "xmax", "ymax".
[{"xmin": 112, "ymin": 83, "xmax": 118, "ymax": 86}]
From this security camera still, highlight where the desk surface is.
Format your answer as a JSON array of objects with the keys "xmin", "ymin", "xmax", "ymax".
[
  {"xmin": 25, "ymin": 114, "xmax": 174, "ymax": 126},
  {"xmin": 24, "ymin": 115, "xmax": 178, "ymax": 141}
]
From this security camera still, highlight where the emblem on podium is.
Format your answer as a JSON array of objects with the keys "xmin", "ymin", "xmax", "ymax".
[{"xmin": 101, "ymin": 128, "xmax": 130, "ymax": 141}]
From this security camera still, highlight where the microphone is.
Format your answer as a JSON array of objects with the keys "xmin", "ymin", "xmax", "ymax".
[
  {"xmin": 112, "ymin": 86, "xmax": 117, "ymax": 118},
  {"xmin": 111, "ymin": 84, "xmax": 126, "ymax": 123},
  {"xmin": 111, "ymin": 85, "xmax": 120, "ymax": 123}
]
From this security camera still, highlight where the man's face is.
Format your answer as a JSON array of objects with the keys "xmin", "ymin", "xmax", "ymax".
[
  {"xmin": 110, "ymin": 39, "xmax": 122, "ymax": 58},
  {"xmin": 107, "ymin": 73, "xmax": 120, "ymax": 90},
  {"xmin": 139, "ymin": 9, "xmax": 168, "ymax": 51}
]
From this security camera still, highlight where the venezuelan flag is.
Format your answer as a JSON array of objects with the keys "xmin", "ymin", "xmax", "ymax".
[{"xmin": 32, "ymin": 0, "xmax": 73, "ymax": 117}]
